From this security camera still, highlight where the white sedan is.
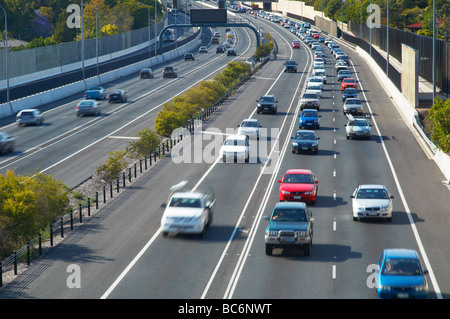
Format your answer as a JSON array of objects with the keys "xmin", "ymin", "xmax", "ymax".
[
  {"xmin": 351, "ymin": 184, "xmax": 394, "ymax": 221},
  {"xmin": 237, "ymin": 118, "xmax": 261, "ymax": 140},
  {"xmin": 220, "ymin": 134, "xmax": 250, "ymax": 163},
  {"xmin": 161, "ymin": 190, "xmax": 215, "ymax": 237}
]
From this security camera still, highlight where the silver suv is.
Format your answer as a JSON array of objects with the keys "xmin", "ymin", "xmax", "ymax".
[
  {"xmin": 300, "ymin": 92, "xmax": 320, "ymax": 111},
  {"xmin": 264, "ymin": 202, "xmax": 314, "ymax": 256},
  {"xmin": 345, "ymin": 114, "xmax": 372, "ymax": 140},
  {"xmin": 256, "ymin": 95, "xmax": 278, "ymax": 114}
]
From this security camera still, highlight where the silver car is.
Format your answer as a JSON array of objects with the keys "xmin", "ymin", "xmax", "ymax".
[
  {"xmin": 76, "ymin": 100, "xmax": 102, "ymax": 116},
  {"xmin": 351, "ymin": 184, "xmax": 394, "ymax": 221},
  {"xmin": 16, "ymin": 109, "xmax": 44, "ymax": 126}
]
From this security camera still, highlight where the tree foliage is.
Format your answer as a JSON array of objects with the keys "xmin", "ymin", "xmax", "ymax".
[
  {"xmin": 426, "ymin": 97, "xmax": 450, "ymax": 152},
  {"xmin": 0, "ymin": 170, "xmax": 71, "ymax": 258}
]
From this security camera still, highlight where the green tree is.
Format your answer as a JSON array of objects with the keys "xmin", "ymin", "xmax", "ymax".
[
  {"xmin": 426, "ymin": 97, "xmax": 450, "ymax": 152},
  {"xmin": 126, "ymin": 128, "xmax": 160, "ymax": 159},
  {"xmin": 95, "ymin": 150, "xmax": 129, "ymax": 183}
]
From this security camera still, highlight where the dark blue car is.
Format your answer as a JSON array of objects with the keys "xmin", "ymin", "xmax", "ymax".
[
  {"xmin": 342, "ymin": 88, "xmax": 359, "ymax": 102},
  {"xmin": 376, "ymin": 249, "xmax": 428, "ymax": 299},
  {"xmin": 337, "ymin": 70, "xmax": 351, "ymax": 82},
  {"xmin": 299, "ymin": 109, "xmax": 321, "ymax": 129}
]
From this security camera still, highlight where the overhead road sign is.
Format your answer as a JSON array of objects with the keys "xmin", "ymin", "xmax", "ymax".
[{"xmin": 190, "ymin": 9, "xmax": 227, "ymax": 24}]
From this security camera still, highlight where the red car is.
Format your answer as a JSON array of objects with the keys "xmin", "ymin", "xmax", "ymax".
[
  {"xmin": 341, "ymin": 78, "xmax": 358, "ymax": 91},
  {"xmin": 312, "ymin": 33, "xmax": 320, "ymax": 39},
  {"xmin": 292, "ymin": 41, "xmax": 301, "ymax": 49},
  {"xmin": 278, "ymin": 169, "xmax": 319, "ymax": 204}
]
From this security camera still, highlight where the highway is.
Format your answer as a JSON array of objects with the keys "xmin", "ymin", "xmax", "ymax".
[{"xmin": 0, "ymin": 9, "xmax": 449, "ymax": 302}]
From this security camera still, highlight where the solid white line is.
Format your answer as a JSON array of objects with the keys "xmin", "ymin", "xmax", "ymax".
[{"xmin": 350, "ymin": 60, "xmax": 443, "ymax": 299}]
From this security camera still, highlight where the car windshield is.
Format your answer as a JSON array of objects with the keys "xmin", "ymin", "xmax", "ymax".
[
  {"xmin": 351, "ymin": 120, "xmax": 369, "ymax": 126},
  {"xmin": 88, "ymin": 87, "xmax": 102, "ymax": 91},
  {"xmin": 356, "ymin": 188, "xmax": 389, "ymax": 199},
  {"xmin": 344, "ymin": 88, "xmax": 357, "ymax": 94},
  {"xmin": 271, "ymin": 208, "xmax": 307, "ymax": 222},
  {"xmin": 286, "ymin": 60, "xmax": 296, "ymax": 65},
  {"xmin": 339, "ymin": 71, "xmax": 350, "ymax": 75},
  {"xmin": 302, "ymin": 111, "xmax": 318, "ymax": 117},
  {"xmin": 382, "ymin": 258, "xmax": 423, "ymax": 276},
  {"xmin": 241, "ymin": 121, "xmax": 258, "ymax": 127},
  {"xmin": 295, "ymin": 131, "xmax": 317, "ymax": 140},
  {"xmin": 345, "ymin": 79, "xmax": 357, "ymax": 83},
  {"xmin": 259, "ymin": 96, "xmax": 274, "ymax": 102},
  {"xmin": 224, "ymin": 138, "xmax": 246, "ymax": 146},
  {"xmin": 346, "ymin": 99, "xmax": 361, "ymax": 105},
  {"xmin": 169, "ymin": 197, "xmax": 202, "ymax": 208},
  {"xmin": 303, "ymin": 94, "xmax": 317, "ymax": 99},
  {"xmin": 79, "ymin": 101, "xmax": 94, "ymax": 106},
  {"xmin": 283, "ymin": 173, "xmax": 314, "ymax": 184}
]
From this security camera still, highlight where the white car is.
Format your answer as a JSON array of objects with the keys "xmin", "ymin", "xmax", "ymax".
[
  {"xmin": 161, "ymin": 190, "xmax": 215, "ymax": 237},
  {"xmin": 335, "ymin": 61, "xmax": 348, "ymax": 72},
  {"xmin": 351, "ymin": 184, "xmax": 394, "ymax": 221},
  {"xmin": 220, "ymin": 134, "xmax": 250, "ymax": 163},
  {"xmin": 306, "ymin": 85, "xmax": 322, "ymax": 97},
  {"xmin": 312, "ymin": 69, "xmax": 327, "ymax": 84},
  {"xmin": 237, "ymin": 118, "xmax": 261, "ymax": 140},
  {"xmin": 314, "ymin": 60, "xmax": 324, "ymax": 68},
  {"xmin": 307, "ymin": 77, "xmax": 324, "ymax": 89}
]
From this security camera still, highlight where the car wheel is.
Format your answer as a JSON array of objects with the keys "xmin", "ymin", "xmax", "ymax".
[
  {"xmin": 353, "ymin": 216, "xmax": 358, "ymax": 221},
  {"xmin": 162, "ymin": 231, "xmax": 168, "ymax": 236},
  {"xmin": 303, "ymin": 241, "xmax": 312, "ymax": 256},
  {"xmin": 265, "ymin": 244, "xmax": 273, "ymax": 256},
  {"xmin": 223, "ymin": 155, "xmax": 226, "ymax": 163}
]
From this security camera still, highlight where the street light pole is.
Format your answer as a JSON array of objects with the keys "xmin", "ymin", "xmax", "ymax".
[
  {"xmin": 0, "ymin": 5, "xmax": 10, "ymax": 108},
  {"xmin": 386, "ymin": 0, "xmax": 389, "ymax": 78},
  {"xmin": 432, "ymin": 0, "xmax": 436, "ymax": 100},
  {"xmin": 84, "ymin": 4, "xmax": 99, "ymax": 78},
  {"xmin": 81, "ymin": 0, "xmax": 85, "ymax": 82}
]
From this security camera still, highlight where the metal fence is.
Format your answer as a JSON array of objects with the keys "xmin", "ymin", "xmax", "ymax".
[{"xmin": 348, "ymin": 21, "xmax": 449, "ymax": 95}]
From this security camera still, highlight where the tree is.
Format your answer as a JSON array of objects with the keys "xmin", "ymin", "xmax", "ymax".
[
  {"xmin": 426, "ymin": 97, "xmax": 450, "ymax": 152},
  {"xmin": 126, "ymin": 128, "xmax": 160, "ymax": 159},
  {"xmin": 95, "ymin": 150, "xmax": 129, "ymax": 183}
]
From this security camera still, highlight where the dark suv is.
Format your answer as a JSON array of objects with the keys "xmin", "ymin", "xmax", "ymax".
[
  {"xmin": 284, "ymin": 60, "xmax": 297, "ymax": 73},
  {"xmin": 162, "ymin": 66, "xmax": 177, "ymax": 78},
  {"xmin": 256, "ymin": 95, "xmax": 278, "ymax": 114}
]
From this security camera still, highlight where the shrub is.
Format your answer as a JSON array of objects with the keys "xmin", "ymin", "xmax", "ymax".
[
  {"xmin": 126, "ymin": 128, "xmax": 161, "ymax": 159},
  {"xmin": 426, "ymin": 97, "xmax": 450, "ymax": 153},
  {"xmin": 95, "ymin": 150, "xmax": 129, "ymax": 183}
]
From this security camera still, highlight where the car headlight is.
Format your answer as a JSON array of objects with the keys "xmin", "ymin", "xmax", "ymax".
[
  {"xmin": 257, "ymin": 104, "xmax": 262, "ymax": 107},
  {"xmin": 266, "ymin": 230, "xmax": 278, "ymax": 236},
  {"xmin": 304, "ymin": 191, "xmax": 313, "ymax": 195},
  {"xmin": 292, "ymin": 142, "xmax": 298, "ymax": 147},
  {"xmin": 312, "ymin": 142, "xmax": 318, "ymax": 147},
  {"xmin": 379, "ymin": 285, "xmax": 391, "ymax": 291},
  {"xmin": 357, "ymin": 206, "xmax": 365, "ymax": 212},
  {"xmin": 296, "ymin": 231, "xmax": 307, "ymax": 237},
  {"xmin": 415, "ymin": 284, "xmax": 428, "ymax": 292},
  {"xmin": 281, "ymin": 190, "xmax": 291, "ymax": 194}
]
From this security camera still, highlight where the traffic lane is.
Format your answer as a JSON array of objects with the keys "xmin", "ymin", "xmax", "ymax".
[{"xmin": 341, "ymin": 46, "xmax": 449, "ymax": 298}]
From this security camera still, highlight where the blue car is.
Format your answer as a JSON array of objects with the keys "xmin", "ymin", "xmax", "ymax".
[
  {"xmin": 299, "ymin": 109, "xmax": 321, "ymax": 129},
  {"xmin": 342, "ymin": 88, "xmax": 359, "ymax": 102},
  {"xmin": 376, "ymin": 249, "xmax": 428, "ymax": 299},
  {"xmin": 337, "ymin": 70, "xmax": 351, "ymax": 82}
]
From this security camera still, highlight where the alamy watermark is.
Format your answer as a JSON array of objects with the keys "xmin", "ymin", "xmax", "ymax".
[{"xmin": 366, "ymin": 4, "xmax": 381, "ymax": 29}]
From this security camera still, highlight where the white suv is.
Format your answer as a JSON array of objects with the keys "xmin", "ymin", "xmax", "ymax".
[{"xmin": 220, "ymin": 134, "xmax": 250, "ymax": 163}]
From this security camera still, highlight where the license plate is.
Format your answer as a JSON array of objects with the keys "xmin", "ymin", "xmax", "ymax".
[
  {"xmin": 302, "ymin": 147, "xmax": 308, "ymax": 150},
  {"xmin": 397, "ymin": 293, "xmax": 409, "ymax": 299},
  {"xmin": 368, "ymin": 212, "xmax": 378, "ymax": 216},
  {"xmin": 281, "ymin": 237, "xmax": 293, "ymax": 243},
  {"xmin": 294, "ymin": 196, "xmax": 302, "ymax": 199}
]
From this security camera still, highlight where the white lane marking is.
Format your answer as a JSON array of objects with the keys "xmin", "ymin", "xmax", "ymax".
[{"xmin": 349, "ymin": 60, "xmax": 443, "ymax": 299}]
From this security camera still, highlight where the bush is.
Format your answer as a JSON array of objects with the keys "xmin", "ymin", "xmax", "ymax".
[
  {"xmin": 126, "ymin": 128, "xmax": 161, "ymax": 159},
  {"xmin": 254, "ymin": 32, "xmax": 274, "ymax": 60},
  {"xmin": 95, "ymin": 150, "xmax": 129, "ymax": 184},
  {"xmin": 0, "ymin": 170, "xmax": 70, "ymax": 258},
  {"xmin": 426, "ymin": 97, "xmax": 450, "ymax": 153}
]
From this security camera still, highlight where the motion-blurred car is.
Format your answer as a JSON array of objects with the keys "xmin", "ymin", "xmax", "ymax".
[
  {"xmin": 84, "ymin": 86, "xmax": 106, "ymax": 100},
  {"xmin": 161, "ymin": 186, "xmax": 215, "ymax": 237},
  {"xmin": 351, "ymin": 184, "xmax": 394, "ymax": 221},
  {"xmin": 237, "ymin": 118, "xmax": 261, "ymax": 140},
  {"xmin": 184, "ymin": 53, "xmax": 195, "ymax": 61},
  {"xmin": 291, "ymin": 130, "xmax": 320, "ymax": 154},
  {"xmin": 0, "ymin": 132, "xmax": 14, "ymax": 155},
  {"xmin": 264, "ymin": 201, "xmax": 314, "ymax": 256},
  {"xmin": 76, "ymin": 99, "xmax": 102, "ymax": 116},
  {"xmin": 278, "ymin": 169, "xmax": 319, "ymax": 203},
  {"xmin": 140, "ymin": 68, "xmax": 154, "ymax": 79},
  {"xmin": 341, "ymin": 78, "xmax": 358, "ymax": 90},
  {"xmin": 216, "ymin": 44, "xmax": 226, "ymax": 53},
  {"xmin": 376, "ymin": 249, "xmax": 428, "ymax": 299},
  {"xmin": 299, "ymin": 109, "xmax": 321, "ymax": 129},
  {"xmin": 16, "ymin": 109, "xmax": 44, "ymax": 126},
  {"xmin": 198, "ymin": 46, "xmax": 208, "ymax": 53},
  {"xmin": 227, "ymin": 48, "xmax": 237, "ymax": 56},
  {"xmin": 162, "ymin": 66, "xmax": 177, "ymax": 78},
  {"xmin": 108, "ymin": 89, "xmax": 128, "ymax": 103},
  {"xmin": 211, "ymin": 37, "xmax": 219, "ymax": 44}
]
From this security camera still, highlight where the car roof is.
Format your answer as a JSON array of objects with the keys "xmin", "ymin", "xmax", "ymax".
[
  {"xmin": 285, "ymin": 168, "xmax": 313, "ymax": 175},
  {"xmin": 274, "ymin": 201, "xmax": 307, "ymax": 209},
  {"xmin": 358, "ymin": 184, "xmax": 387, "ymax": 189},
  {"xmin": 383, "ymin": 249, "xmax": 419, "ymax": 259},
  {"xmin": 226, "ymin": 134, "xmax": 247, "ymax": 140},
  {"xmin": 171, "ymin": 191, "xmax": 204, "ymax": 199},
  {"xmin": 242, "ymin": 118, "xmax": 259, "ymax": 123}
]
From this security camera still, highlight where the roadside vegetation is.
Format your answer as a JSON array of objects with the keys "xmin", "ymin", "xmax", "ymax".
[{"xmin": 425, "ymin": 97, "xmax": 450, "ymax": 153}]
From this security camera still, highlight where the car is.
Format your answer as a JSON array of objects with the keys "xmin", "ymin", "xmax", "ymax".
[
  {"xmin": 226, "ymin": 38, "xmax": 234, "ymax": 44},
  {"xmin": 284, "ymin": 60, "xmax": 298, "ymax": 73},
  {"xmin": 376, "ymin": 249, "xmax": 428, "ymax": 299},
  {"xmin": 351, "ymin": 184, "xmax": 394, "ymax": 221},
  {"xmin": 139, "ymin": 68, "xmax": 154, "ymax": 79},
  {"xmin": 107, "ymin": 89, "xmax": 128, "ymax": 103},
  {"xmin": 264, "ymin": 201, "xmax": 314, "ymax": 256},
  {"xmin": 226, "ymin": 31, "xmax": 234, "ymax": 39},
  {"xmin": 345, "ymin": 114, "xmax": 372, "ymax": 139},
  {"xmin": 312, "ymin": 33, "xmax": 320, "ymax": 40},
  {"xmin": 220, "ymin": 134, "xmax": 250, "ymax": 163},
  {"xmin": 214, "ymin": 32, "xmax": 220, "ymax": 37},
  {"xmin": 341, "ymin": 78, "xmax": 358, "ymax": 90},
  {"xmin": 342, "ymin": 87, "xmax": 359, "ymax": 102},
  {"xmin": 300, "ymin": 92, "xmax": 320, "ymax": 111},
  {"xmin": 314, "ymin": 57, "xmax": 326, "ymax": 65},
  {"xmin": 311, "ymin": 42, "xmax": 320, "ymax": 50},
  {"xmin": 198, "ymin": 46, "xmax": 208, "ymax": 53},
  {"xmin": 299, "ymin": 109, "xmax": 321, "ymax": 129},
  {"xmin": 16, "ymin": 109, "xmax": 44, "ymax": 126},
  {"xmin": 307, "ymin": 77, "xmax": 324, "ymax": 89},
  {"xmin": 337, "ymin": 70, "xmax": 351, "ymax": 82},
  {"xmin": 161, "ymin": 187, "xmax": 215, "ymax": 237},
  {"xmin": 76, "ymin": 99, "xmax": 102, "ymax": 116},
  {"xmin": 162, "ymin": 66, "xmax": 177, "ymax": 78},
  {"xmin": 306, "ymin": 85, "xmax": 322, "ymax": 98},
  {"xmin": 319, "ymin": 36, "xmax": 325, "ymax": 43},
  {"xmin": 184, "ymin": 52, "xmax": 195, "ymax": 60},
  {"xmin": 335, "ymin": 61, "xmax": 348, "ymax": 72},
  {"xmin": 226, "ymin": 48, "xmax": 237, "ymax": 56},
  {"xmin": 256, "ymin": 94, "xmax": 278, "ymax": 114},
  {"xmin": 84, "ymin": 86, "xmax": 106, "ymax": 100},
  {"xmin": 222, "ymin": 41, "xmax": 231, "ymax": 48},
  {"xmin": 343, "ymin": 98, "xmax": 363, "ymax": 115},
  {"xmin": 216, "ymin": 44, "xmax": 226, "ymax": 53},
  {"xmin": 0, "ymin": 132, "xmax": 14, "ymax": 155},
  {"xmin": 291, "ymin": 130, "xmax": 320, "ymax": 154},
  {"xmin": 211, "ymin": 37, "xmax": 219, "ymax": 44},
  {"xmin": 237, "ymin": 118, "xmax": 261, "ymax": 140},
  {"xmin": 292, "ymin": 41, "xmax": 301, "ymax": 49},
  {"xmin": 337, "ymin": 54, "xmax": 351, "ymax": 65},
  {"xmin": 311, "ymin": 70, "xmax": 327, "ymax": 84},
  {"xmin": 313, "ymin": 60, "xmax": 324, "ymax": 69},
  {"xmin": 278, "ymin": 169, "xmax": 319, "ymax": 204}
]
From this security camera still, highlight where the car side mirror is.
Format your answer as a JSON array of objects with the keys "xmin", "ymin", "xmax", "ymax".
[
  {"xmin": 264, "ymin": 216, "xmax": 270, "ymax": 221},
  {"xmin": 277, "ymin": 179, "xmax": 282, "ymax": 183},
  {"xmin": 161, "ymin": 202, "xmax": 167, "ymax": 208},
  {"xmin": 317, "ymin": 137, "xmax": 320, "ymax": 139},
  {"xmin": 350, "ymin": 195, "xmax": 355, "ymax": 198}
]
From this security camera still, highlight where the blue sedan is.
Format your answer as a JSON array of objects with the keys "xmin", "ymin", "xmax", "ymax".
[
  {"xmin": 376, "ymin": 249, "xmax": 428, "ymax": 299},
  {"xmin": 342, "ymin": 88, "xmax": 359, "ymax": 102},
  {"xmin": 299, "ymin": 109, "xmax": 321, "ymax": 129}
]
